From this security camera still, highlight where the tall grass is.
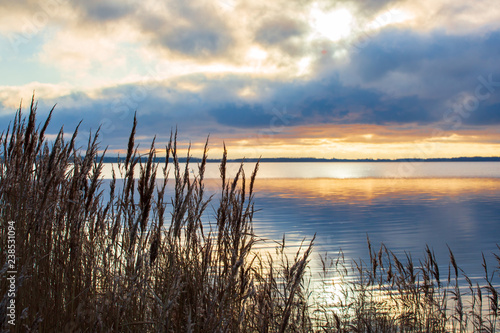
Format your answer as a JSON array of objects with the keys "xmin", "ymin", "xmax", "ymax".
[
  {"xmin": 0, "ymin": 98, "xmax": 499, "ymax": 332},
  {"xmin": 0, "ymin": 98, "xmax": 313, "ymax": 332},
  {"xmin": 313, "ymin": 238, "xmax": 500, "ymax": 332}
]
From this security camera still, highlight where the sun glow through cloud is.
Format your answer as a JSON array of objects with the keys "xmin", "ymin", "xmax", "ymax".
[{"xmin": 310, "ymin": 6, "xmax": 354, "ymax": 41}]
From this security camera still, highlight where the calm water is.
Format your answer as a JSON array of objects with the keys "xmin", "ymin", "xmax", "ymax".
[
  {"xmin": 103, "ymin": 162, "xmax": 500, "ymax": 283},
  {"xmin": 251, "ymin": 177, "xmax": 500, "ymax": 281}
]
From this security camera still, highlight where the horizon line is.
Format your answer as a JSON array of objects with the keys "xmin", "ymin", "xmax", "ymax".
[{"xmin": 96, "ymin": 156, "xmax": 500, "ymax": 162}]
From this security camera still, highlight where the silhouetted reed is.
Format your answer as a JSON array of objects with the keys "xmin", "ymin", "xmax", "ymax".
[
  {"xmin": 0, "ymin": 99, "xmax": 313, "ymax": 332},
  {"xmin": 312, "ymin": 236, "xmax": 500, "ymax": 332}
]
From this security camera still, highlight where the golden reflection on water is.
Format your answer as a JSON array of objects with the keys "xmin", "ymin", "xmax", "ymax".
[
  {"xmin": 253, "ymin": 177, "xmax": 500, "ymax": 203},
  {"xmin": 101, "ymin": 161, "xmax": 500, "ymax": 180},
  {"xmin": 245, "ymin": 177, "xmax": 500, "ymax": 317},
  {"xmin": 249, "ymin": 177, "xmax": 500, "ymax": 267},
  {"xmin": 99, "ymin": 162, "xmax": 500, "ymax": 324}
]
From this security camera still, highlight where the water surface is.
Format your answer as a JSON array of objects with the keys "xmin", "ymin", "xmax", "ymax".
[
  {"xmin": 103, "ymin": 162, "xmax": 500, "ymax": 283},
  {"xmin": 102, "ymin": 161, "xmax": 500, "ymax": 179},
  {"xmin": 250, "ymin": 177, "xmax": 500, "ymax": 282}
]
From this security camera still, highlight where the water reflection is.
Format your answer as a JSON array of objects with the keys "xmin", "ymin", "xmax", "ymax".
[
  {"xmin": 100, "ymin": 162, "xmax": 500, "ymax": 284},
  {"xmin": 101, "ymin": 161, "xmax": 500, "ymax": 179},
  {"xmin": 250, "ymin": 178, "xmax": 500, "ymax": 282}
]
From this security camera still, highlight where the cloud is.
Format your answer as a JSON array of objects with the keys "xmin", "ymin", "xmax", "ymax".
[
  {"xmin": 158, "ymin": 28, "xmax": 232, "ymax": 58},
  {"xmin": 467, "ymin": 102, "xmax": 500, "ymax": 125},
  {"xmin": 210, "ymin": 103, "xmax": 272, "ymax": 127},
  {"xmin": 133, "ymin": 0, "xmax": 236, "ymax": 60},
  {"xmin": 0, "ymin": 0, "xmax": 75, "ymax": 35},
  {"xmin": 0, "ymin": 82, "xmax": 74, "ymax": 112},
  {"xmin": 407, "ymin": 0, "xmax": 500, "ymax": 34},
  {"xmin": 73, "ymin": 0, "xmax": 135, "ymax": 21},
  {"xmin": 38, "ymin": 29, "xmax": 131, "ymax": 83},
  {"xmin": 255, "ymin": 17, "xmax": 308, "ymax": 45},
  {"xmin": 333, "ymin": 28, "xmax": 500, "ymax": 115},
  {"xmin": 351, "ymin": 29, "xmax": 500, "ymax": 82}
]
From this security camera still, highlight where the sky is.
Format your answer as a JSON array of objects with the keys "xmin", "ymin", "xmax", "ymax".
[{"xmin": 0, "ymin": 0, "xmax": 500, "ymax": 159}]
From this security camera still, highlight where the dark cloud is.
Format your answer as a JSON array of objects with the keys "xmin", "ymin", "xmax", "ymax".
[
  {"xmin": 252, "ymin": 16, "xmax": 310, "ymax": 57},
  {"xmin": 255, "ymin": 17, "xmax": 308, "ymax": 45},
  {"xmin": 350, "ymin": 29, "xmax": 500, "ymax": 86},
  {"xmin": 0, "ymin": 0, "xmax": 42, "ymax": 11},
  {"xmin": 159, "ymin": 28, "xmax": 231, "ymax": 57},
  {"xmin": 346, "ymin": 0, "xmax": 399, "ymax": 12},
  {"xmin": 73, "ymin": 0, "xmax": 135, "ymax": 22},
  {"xmin": 464, "ymin": 101, "xmax": 500, "ymax": 125},
  {"xmin": 268, "ymin": 75, "xmax": 438, "ymax": 126},
  {"xmin": 350, "ymin": 30, "xmax": 431, "ymax": 82},
  {"xmin": 210, "ymin": 103, "xmax": 272, "ymax": 127},
  {"xmin": 63, "ymin": 0, "xmax": 235, "ymax": 59},
  {"xmin": 137, "ymin": 1, "xmax": 234, "ymax": 59},
  {"xmin": 177, "ymin": 73, "xmax": 439, "ymax": 129}
]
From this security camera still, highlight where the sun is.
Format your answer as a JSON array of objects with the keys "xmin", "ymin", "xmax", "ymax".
[{"xmin": 310, "ymin": 5, "xmax": 354, "ymax": 41}]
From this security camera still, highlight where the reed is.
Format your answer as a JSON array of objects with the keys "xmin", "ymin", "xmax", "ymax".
[
  {"xmin": 0, "ymin": 98, "xmax": 499, "ymax": 332},
  {"xmin": 0, "ymin": 99, "xmax": 313, "ymax": 332},
  {"xmin": 311, "ymin": 237, "xmax": 500, "ymax": 332}
]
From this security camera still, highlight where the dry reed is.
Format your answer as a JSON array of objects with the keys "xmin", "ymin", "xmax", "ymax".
[{"xmin": 0, "ymin": 98, "xmax": 313, "ymax": 332}]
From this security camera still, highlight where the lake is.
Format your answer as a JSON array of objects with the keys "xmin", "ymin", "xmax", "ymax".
[{"xmin": 103, "ymin": 161, "xmax": 500, "ymax": 284}]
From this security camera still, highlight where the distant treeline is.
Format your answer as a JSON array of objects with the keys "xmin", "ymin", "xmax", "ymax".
[{"xmin": 97, "ymin": 156, "xmax": 500, "ymax": 163}]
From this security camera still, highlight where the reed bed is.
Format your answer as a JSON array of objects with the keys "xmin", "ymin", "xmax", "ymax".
[
  {"xmin": 312, "ymin": 239, "xmax": 500, "ymax": 332},
  {"xmin": 0, "ymin": 98, "xmax": 499, "ymax": 332}
]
